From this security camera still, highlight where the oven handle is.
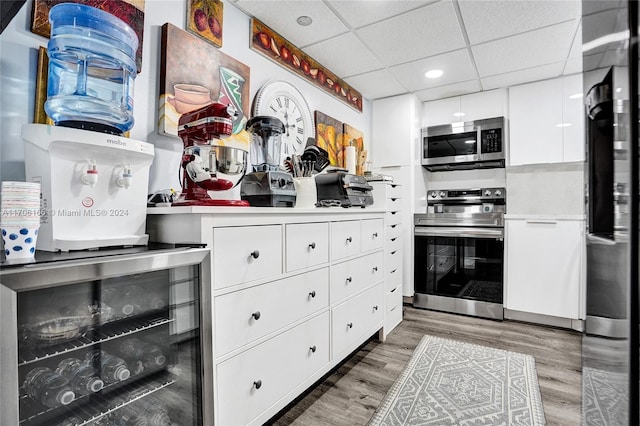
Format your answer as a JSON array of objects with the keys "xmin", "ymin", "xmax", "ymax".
[{"xmin": 414, "ymin": 226, "xmax": 504, "ymax": 239}]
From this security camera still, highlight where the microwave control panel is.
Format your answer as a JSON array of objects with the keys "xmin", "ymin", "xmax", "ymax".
[{"xmin": 481, "ymin": 128, "xmax": 502, "ymax": 153}]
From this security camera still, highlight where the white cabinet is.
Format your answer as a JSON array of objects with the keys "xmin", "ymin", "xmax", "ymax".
[
  {"xmin": 508, "ymin": 74, "xmax": 584, "ymax": 166},
  {"xmin": 147, "ymin": 209, "xmax": 389, "ymax": 426},
  {"xmin": 505, "ymin": 218, "xmax": 584, "ymax": 320},
  {"xmin": 371, "ymin": 94, "xmax": 421, "ymax": 167},
  {"xmin": 423, "ymin": 89, "xmax": 507, "ymax": 126}
]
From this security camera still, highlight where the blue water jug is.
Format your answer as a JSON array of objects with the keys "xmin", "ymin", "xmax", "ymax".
[{"xmin": 45, "ymin": 3, "xmax": 138, "ymax": 134}]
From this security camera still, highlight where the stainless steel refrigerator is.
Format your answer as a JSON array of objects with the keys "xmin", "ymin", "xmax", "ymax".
[{"xmin": 582, "ymin": 1, "xmax": 638, "ymax": 425}]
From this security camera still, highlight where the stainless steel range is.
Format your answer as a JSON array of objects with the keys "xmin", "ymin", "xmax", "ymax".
[{"xmin": 413, "ymin": 188, "xmax": 506, "ymax": 320}]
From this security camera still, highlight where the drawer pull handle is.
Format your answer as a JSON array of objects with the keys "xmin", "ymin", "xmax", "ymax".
[
  {"xmin": 390, "ymin": 287, "xmax": 397, "ymax": 293},
  {"xmin": 250, "ymin": 250, "xmax": 260, "ymax": 259},
  {"xmin": 309, "ymin": 290, "xmax": 316, "ymax": 298},
  {"xmin": 373, "ymin": 232, "xmax": 378, "ymax": 238},
  {"xmin": 308, "ymin": 242, "xmax": 316, "ymax": 249},
  {"xmin": 251, "ymin": 311, "xmax": 261, "ymax": 320},
  {"xmin": 346, "ymin": 276, "xmax": 352, "ymax": 283},
  {"xmin": 347, "ymin": 322, "xmax": 353, "ymax": 329},
  {"xmin": 373, "ymin": 266, "xmax": 379, "ymax": 272},
  {"xmin": 253, "ymin": 380, "xmax": 262, "ymax": 389},
  {"xmin": 390, "ymin": 269, "xmax": 397, "ymax": 274},
  {"xmin": 346, "ymin": 236, "xmax": 352, "ymax": 243},
  {"xmin": 373, "ymin": 305, "xmax": 379, "ymax": 311},
  {"xmin": 309, "ymin": 345, "xmax": 317, "ymax": 353}
]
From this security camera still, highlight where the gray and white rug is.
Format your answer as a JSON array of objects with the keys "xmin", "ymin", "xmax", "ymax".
[
  {"xmin": 582, "ymin": 366, "xmax": 628, "ymax": 425},
  {"xmin": 368, "ymin": 335, "xmax": 546, "ymax": 426}
]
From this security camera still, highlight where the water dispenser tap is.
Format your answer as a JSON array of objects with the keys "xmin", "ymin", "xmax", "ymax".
[
  {"xmin": 81, "ymin": 161, "xmax": 98, "ymax": 187},
  {"xmin": 116, "ymin": 165, "xmax": 133, "ymax": 189}
]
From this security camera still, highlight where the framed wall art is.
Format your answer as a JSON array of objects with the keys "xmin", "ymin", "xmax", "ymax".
[
  {"xmin": 343, "ymin": 123, "xmax": 365, "ymax": 175},
  {"xmin": 159, "ymin": 23, "xmax": 250, "ymax": 139},
  {"xmin": 30, "ymin": 0, "xmax": 145, "ymax": 73},
  {"xmin": 315, "ymin": 111, "xmax": 344, "ymax": 167},
  {"xmin": 251, "ymin": 18, "xmax": 363, "ymax": 113},
  {"xmin": 186, "ymin": 0, "xmax": 223, "ymax": 48}
]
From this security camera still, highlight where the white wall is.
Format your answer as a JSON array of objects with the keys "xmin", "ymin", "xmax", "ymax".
[{"xmin": 0, "ymin": 0, "xmax": 371, "ymax": 192}]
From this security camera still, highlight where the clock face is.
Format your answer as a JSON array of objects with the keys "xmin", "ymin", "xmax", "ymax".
[{"xmin": 253, "ymin": 81, "xmax": 314, "ymax": 165}]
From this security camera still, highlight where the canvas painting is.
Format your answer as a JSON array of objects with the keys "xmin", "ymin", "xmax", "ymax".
[
  {"xmin": 31, "ymin": 0, "xmax": 145, "ymax": 73},
  {"xmin": 343, "ymin": 123, "xmax": 366, "ymax": 175},
  {"xmin": 315, "ymin": 111, "xmax": 344, "ymax": 167},
  {"xmin": 187, "ymin": 0, "xmax": 223, "ymax": 48},
  {"xmin": 159, "ymin": 23, "xmax": 250, "ymax": 141}
]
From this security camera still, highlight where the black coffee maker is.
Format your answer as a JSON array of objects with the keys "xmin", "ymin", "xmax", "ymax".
[{"xmin": 240, "ymin": 116, "xmax": 296, "ymax": 207}]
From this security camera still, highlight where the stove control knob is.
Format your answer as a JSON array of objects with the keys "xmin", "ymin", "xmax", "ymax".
[
  {"xmin": 494, "ymin": 189, "xmax": 503, "ymax": 197},
  {"xmin": 430, "ymin": 191, "xmax": 437, "ymax": 198},
  {"xmin": 484, "ymin": 189, "xmax": 492, "ymax": 197},
  {"xmin": 439, "ymin": 191, "xmax": 446, "ymax": 198}
]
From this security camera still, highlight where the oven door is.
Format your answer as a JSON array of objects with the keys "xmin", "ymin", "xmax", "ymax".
[{"xmin": 413, "ymin": 226, "xmax": 504, "ymax": 320}]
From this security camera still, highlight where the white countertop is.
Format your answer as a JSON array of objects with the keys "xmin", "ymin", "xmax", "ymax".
[{"xmin": 147, "ymin": 205, "xmax": 386, "ymax": 215}]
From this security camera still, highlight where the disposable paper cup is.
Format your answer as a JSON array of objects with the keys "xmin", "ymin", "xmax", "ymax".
[{"xmin": 2, "ymin": 226, "xmax": 39, "ymax": 261}]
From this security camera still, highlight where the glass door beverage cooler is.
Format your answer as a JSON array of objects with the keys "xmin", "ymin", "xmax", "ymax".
[{"xmin": 0, "ymin": 245, "xmax": 212, "ymax": 426}]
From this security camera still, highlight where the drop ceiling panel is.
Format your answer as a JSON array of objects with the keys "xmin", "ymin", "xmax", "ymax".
[
  {"xmin": 356, "ymin": 0, "xmax": 466, "ymax": 66},
  {"xmin": 472, "ymin": 21, "xmax": 577, "ymax": 77},
  {"xmin": 388, "ymin": 49, "xmax": 476, "ymax": 92},
  {"xmin": 344, "ymin": 69, "xmax": 406, "ymax": 100},
  {"xmin": 235, "ymin": 0, "xmax": 348, "ymax": 47},
  {"xmin": 459, "ymin": 0, "xmax": 581, "ymax": 45},
  {"xmin": 415, "ymin": 80, "xmax": 482, "ymax": 102},
  {"xmin": 304, "ymin": 33, "xmax": 383, "ymax": 77},
  {"xmin": 326, "ymin": 0, "xmax": 435, "ymax": 29},
  {"xmin": 480, "ymin": 63, "xmax": 565, "ymax": 90}
]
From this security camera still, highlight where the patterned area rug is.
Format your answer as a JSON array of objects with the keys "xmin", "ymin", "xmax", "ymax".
[
  {"xmin": 582, "ymin": 367, "xmax": 628, "ymax": 425},
  {"xmin": 368, "ymin": 335, "xmax": 546, "ymax": 426}
]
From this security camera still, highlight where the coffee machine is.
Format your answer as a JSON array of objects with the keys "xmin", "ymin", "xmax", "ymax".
[
  {"xmin": 241, "ymin": 116, "xmax": 296, "ymax": 207},
  {"xmin": 173, "ymin": 102, "xmax": 249, "ymax": 206}
]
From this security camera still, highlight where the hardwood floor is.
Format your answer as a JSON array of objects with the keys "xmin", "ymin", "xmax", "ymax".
[{"xmin": 268, "ymin": 304, "xmax": 582, "ymax": 426}]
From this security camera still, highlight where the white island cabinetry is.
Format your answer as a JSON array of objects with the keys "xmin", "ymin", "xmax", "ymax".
[{"xmin": 147, "ymin": 207, "xmax": 389, "ymax": 425}]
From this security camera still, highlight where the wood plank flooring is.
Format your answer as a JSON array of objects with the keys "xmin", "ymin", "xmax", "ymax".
[{"xmin": 268, "ymin": 304, "xmax": 582, "ymax": 426}]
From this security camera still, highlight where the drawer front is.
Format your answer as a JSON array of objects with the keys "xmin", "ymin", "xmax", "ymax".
[
  {"xmin": 385, "ymin": 256, "xmax": 403, "ymax": 292},
  {"xmin": 332, "ymin": 283, "xmax": 384, "ymax": 358},
  {"xmin": 331, "ymin": 220, "xmax": 362, "ymax": 260},
  {"xmin": 216, "ymin": 312, "xmax": 330, "ymax": 426},
  {"xmin": 361, "ymin": 219, "xmax": 384, "ymax": 252},
  {"xmin": 384, "ymin": 286, "xmax": 403, "ymax": 334},
  {"xmin": 387, "ymin": 236, "xmax": 402, "ymax": 254},
  {"xmin": 213, "ymin": 225, "xmax": 282, "ymax": 289},
  {"xmin": 385, "ymin": 211, "xmax": 401, "ymax": 226},
  {"xmin": 285, "ymin": 222, "xmax": 329, "ymax": 272},
  {"xmin": 387, "ymin": 184, "xmax": 402, "ymax": 199},
  {"xmin": 387, "ymin": 224, "xmax": 401, "ymax": 240},
  {"xmin": 386, "ymin": 196, "xmax": 402, "ymax": 211},
  {"xmin": 214, "ymin": 268, "xmax": 329, "ymax": 357},
  {"xmin": 330, "ymin": 251, "xmax": 384, "ymax": 304}
]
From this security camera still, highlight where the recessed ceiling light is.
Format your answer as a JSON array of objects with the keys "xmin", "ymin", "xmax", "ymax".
[
  {"xmin": 425, "ymin": 69, "xmax": 443, "ymax": 79},
  {"xmin": 297, "ymin": 15, "xmax": 312, "ymax": 26}
]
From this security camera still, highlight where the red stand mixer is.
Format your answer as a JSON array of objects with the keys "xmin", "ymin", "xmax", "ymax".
[{"xmin": 173, "ymin": 102, "xmax": 249, "ymax": 206}]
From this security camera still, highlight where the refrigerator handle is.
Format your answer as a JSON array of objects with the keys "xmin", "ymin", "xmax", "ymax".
[{"xmin": 586, "ymin": 233, "xmax": 616, "ymax": 246}]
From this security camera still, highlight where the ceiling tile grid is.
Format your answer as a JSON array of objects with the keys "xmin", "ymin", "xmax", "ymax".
[{"xmin": 231, "ymin": 0, "xmax": 585, "ymax": 102}]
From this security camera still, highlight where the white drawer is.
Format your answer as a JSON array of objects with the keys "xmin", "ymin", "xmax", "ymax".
[
  {"xmin": 385, "ymin": 211, "xmax": 401, "ymax": 226},
  {"xmin": 386, "ymin": 196, "xmax": 402, "ymax": 211},
  {"xmin": 213, "ymin": 225, "xmax": 282, "ymax": 290},
  {"xmin": 285, "ymin": 222, "xmax": 329, "ymax": 272},
  {"xmin": 331, "ymin": 220, "xmax": 361, "ymax": 260},
  {"xmin": 330, "ymin": 251, "xmax": 384, "ymax": 304},
  {"xmin": 384, "ymin": 286, "xmax": 403, "ymax": 334},
  {"xmin": 385, "ymin": 261, "xmax": 402, "ymax": 292},
  {"xmin": 387, "ymin": 184, "xmax": 402, "ymax": 199},
  {"xmin": 387, "ymin": 224, "xmax": 401, "ymax": 240},
  {"xmin": 331, "ymin": 283, "xmax": 384, "ymax": 358},
  {"xmin": 360, "ymin": 219, "xmax": 384, "ymax": 252},
  {"xmin": 387, "ymin": 236, "xmax": 402, "ymax": 254},
  {"xmin": 216, "ymin": 312, "xmax": 330, "ymax": 426},
  {"xmin": 214, "ymin": 268, "xmax": 329, "ymax": 357},
  {"xmin": 386, "ymin": 248, "xmax": 402, "ymax": 273}
]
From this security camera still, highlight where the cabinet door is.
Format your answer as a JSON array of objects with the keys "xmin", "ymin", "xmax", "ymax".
[
  {"xmin": 509, "ymin": 78, "xmax": 564, "ymax": 166},
  {"xmin": 505, "ymin": 219, "xmax": 583, "ymax": 318},
  {"xmin": 562, "ymin": 73, "xmax": 585, "ymax": 162},
  {"xmin": 371, "ymin": 95, "xmax": 417, "ymax": 166},
  {"xmin": 460, "ymin": 89, "xmax": 506, "ymax": 122},
  {"xmin": 423, "ymin": 97, "xmax": 461, "ymax": 127},
  {"xmin": 360, "ymin": 219, "xmax": 384, "ymax": 252}
]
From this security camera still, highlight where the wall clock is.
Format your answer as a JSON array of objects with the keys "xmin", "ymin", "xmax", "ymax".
[{"xmin": 252, "ymin": 80, "xmax": 314, "ymax": 164}]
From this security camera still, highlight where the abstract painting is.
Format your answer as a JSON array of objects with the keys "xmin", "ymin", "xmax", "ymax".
[
  {"xmin": 343, "ymin": 123, "xmax": 365, "ymax": 175},
  {"xmin": 315, "ymin": 111, "xmax": 344, "ymax": 167},
  {"xmin": 187, "ymin": 0, "xmax": 223, "ymax": 48},
  {"xmin": 31, "ymin": 0, "xmax": 145, "ymax": 73}
]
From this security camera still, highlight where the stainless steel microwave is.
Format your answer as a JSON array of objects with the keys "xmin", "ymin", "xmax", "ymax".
[{"xmin": 421, "ymin": 116, "xmax": 505, "ymax": 171}]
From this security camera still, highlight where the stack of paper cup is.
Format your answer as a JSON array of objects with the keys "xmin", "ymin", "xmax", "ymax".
[{"xmin": 1, "ymin": 181, "xmax": 41, "ymax": 261}]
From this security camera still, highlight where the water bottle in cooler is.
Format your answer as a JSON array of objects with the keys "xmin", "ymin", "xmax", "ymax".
[
  {"xmin": 23, "ymin": 366, "xmax": 75, "ymax": 408},
  {"xmin": 56, "ymin": 357, "xmax": 104, "ymax": 396},
  {"xmin": 103, "ymin": 286, "xmax": 143, "ymax": 317},
  {"xmin": 136, "ymin": 399, "xmax": 171, "ymax": 426},
  {"xmin": 85, "ymin": 349, "xmax": 131, "ymax": 384},
  {"xmin": 120, "ymin": 338, "xmax": 167, "ymax": 370}
]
